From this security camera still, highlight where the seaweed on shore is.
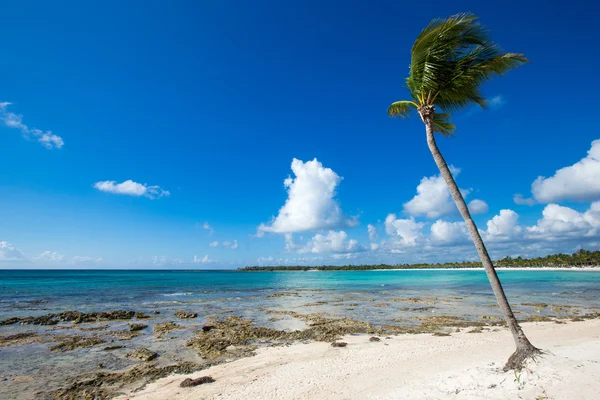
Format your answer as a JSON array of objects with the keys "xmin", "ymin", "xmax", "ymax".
[
  {"xmin": 0, "ymin": 310, "xmax": 150, "ymax": 326},
  {"xmin": 48, "ymin": 362, "xmax": 209, "ymax": 400},
  {"xmin": 49, "ymin": 335, "xmax": 106, "ymax": 352},
  {"xmin": 153, "ymin": 322, "xmax": 183, "ymax": 337},
  {"xmin": 0, "ymin": 332, "xmax": 50, "ymax": 347}
]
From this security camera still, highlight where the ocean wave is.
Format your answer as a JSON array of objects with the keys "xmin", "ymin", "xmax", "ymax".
[{"xmin": 161, "ymin": 292, "xmax": 193, "ymax": 297}]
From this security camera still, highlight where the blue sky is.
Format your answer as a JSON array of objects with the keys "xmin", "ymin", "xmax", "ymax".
[{"xmin": 1, "ymin": 0, "xmax": 600, "ymax": 268}]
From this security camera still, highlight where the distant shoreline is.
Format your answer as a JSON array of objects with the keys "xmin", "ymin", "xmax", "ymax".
[{"xmin": 240, "ymin": 266, "xmax": 600, "ymax": 272}]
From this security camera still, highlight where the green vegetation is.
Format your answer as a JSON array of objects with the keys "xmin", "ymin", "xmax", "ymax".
[{"xmin": 240, "ymin": 250, "xmax": 600, "ymax": 271}]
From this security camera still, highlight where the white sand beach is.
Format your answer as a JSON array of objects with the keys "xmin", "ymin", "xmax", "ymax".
[{"xmin": 119, "ymin": 319, "xmax": 600, "ymax": 400}]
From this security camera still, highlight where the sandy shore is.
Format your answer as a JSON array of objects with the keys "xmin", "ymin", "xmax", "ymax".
[
  {"xmin": 119, "ymin": 319, "xmax": 600, "ymax": 400},
  {"xmin": 372, "ymin": 267, "xmax": 600, "ymax": 271}
]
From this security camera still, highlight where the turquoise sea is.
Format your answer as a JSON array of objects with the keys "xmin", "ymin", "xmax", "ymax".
[
  {"xmin": 1, "ymin": 269, "xmax": 599, "ymax": 399},
  {"xmin": 2, "ymin": 269, "xmax": 600, "ymax": 319}
]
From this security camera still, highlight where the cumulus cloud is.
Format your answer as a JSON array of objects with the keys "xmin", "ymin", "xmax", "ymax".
[
  {"xmin": 193, "ymin": 255, "xmax": 215, "ymax": 264},
  {"xmin": 94, "ymin": 180, "xmax": 170, "ymax": 199},
  {"xmin": 513, "ymin": 194, "xmax": 536, "ymax": 206},
  {"xmin": 531, "ymin": 140, "xmax": 600, "ymax": 203},
  {"xmin": 297, "ymin": 230, "xmax": 364, "ymax": 254},
  {"xmin": 527, "ymin": 204, "xmax": 598, "ymax": 239},
  {"xmin": 0, "ymin": 241, "xmax": 27, "ymax": 262},
  {"xmin": 209, "ymin": 241, "xmax": 219, "ymax": 247},
  {"xmin": 258, "ymin": 158, "xmax": 357, "ymax": 234},
  {"xmin": 468, "ymin": 199, "xmax": 489, "ymax": 215},
  {"xmin": 0, "ymin": 102, "xmax": 64, "ymax": 149},
  {"xmin": 384, "ymin": 214, "xmax": 424, "ymax": 247},
  {"xmin": 36, "ymin": 251, "xmax": 65, "ymax": 262},
  {"xmin": 430, "ymin": 220, "xmax": 469, "ymax": 245},
  {"xmin": 367, "ymin": 224, "xmax": 379, "ymax": 250},
  {"xmin": 484, "ymin": 209, "xmax": 523, "ymax": 242},
  {"xmin": 403, "ymin": 167, "xmax": 471, "ymax": 219}
]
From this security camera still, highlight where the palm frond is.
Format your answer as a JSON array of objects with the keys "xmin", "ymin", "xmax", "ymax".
[
  {"xmin": 387, "ymin": 100, "xmax": 417, "ymax": 118},
  {"xmin": 432, "ymin": 113, "xmax": 456, "ymax": 136},
  {"xmin": 404, "ymin": 13, "xmax": 528, "ymax": 113}
]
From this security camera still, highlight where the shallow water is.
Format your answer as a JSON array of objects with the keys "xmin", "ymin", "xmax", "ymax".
[{"xmin": 1, "ymin": 269, "xmax": 599, "ymax": 399}]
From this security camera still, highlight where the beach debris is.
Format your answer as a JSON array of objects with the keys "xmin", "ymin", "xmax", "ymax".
[
  {"xmin": 106, "ymin": 329, "xmax": 141, "ymax": 341},
  {"xmin": 129, "ymin": 323, "xmax": 148, "ymax": 331},
  {"xmin": 49, "ymin": 335, "xmax": 106, "ymax": 352},
  {"xmin": 154, "ymin": 322, "xmax": 183, "ymax": 337},
  {"xmin": 369, "ymin": 336, "xmax": 381, "ymax": 342},
  {"xmin": 266, "ymin": 292, "xmax": 300, "ymax": 298},
  {"xmin": 103, "ymin": 345, "xmax": 125, "ymax": 351},
  {"xmin": 331, "ymin": 341, "xmax": 347, "ymax": 347},
  {"xmin": 180, "ymin": 375, "xmax": 215, "ymax": 387},
  {"xmin": 125, "ymin": 348, "xmax": 158, "ymax": 362},
  {"xmin": 175, "ymin": 311, "xmax": 198, "ymax": 319},
  {"xmin": 79, "ymin": 324, "xmax": 109, "ymax": 331},
  {"xmin": 433, "ymin": 332, "xmax": 451, "ymax": 337},
  {"xmin": 521, "ymin": 302, "xmax": 548, "ymax": 308},
  {"xmin": 399, "ymin": 306, "xmax": 435, "ymax": 312},
  {"xmin": 0, "ymin": 310, "xmax": 150, "ymax": 326},
  {"xmin": 49, "ymin": 361, "xmax": 208, "ymax": 400},
  {"xmin": 303, "ymin": 301, "xmax": 329, "ymax": 307},
  {"xmin": 0, "ymin": 332, "xmax": 49, "ymax": 347},
  {"xmin": 468, "ymin": 327, "xmax": 484, "ymax": 333}
]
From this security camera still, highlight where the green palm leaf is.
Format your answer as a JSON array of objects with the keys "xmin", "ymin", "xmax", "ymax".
[
  {"xmin": 395, "ymin": 12, "xmax": 529, "ymax": 116},
  {"xmin": 387, "ymin": 100, "xmax": 417, "ymax": 118},
  {"xmin": 432, "ymin": 113, "xmax": 455, "ymax": 136}
]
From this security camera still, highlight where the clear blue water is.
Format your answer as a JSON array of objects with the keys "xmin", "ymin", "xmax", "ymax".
[
  {"xmin": 2, "ymin": 269, "xmax": 600, "ymax": 319},
  {"xmin": 1, "ymin": 269, "xmax": 599, "ymax": 399}
]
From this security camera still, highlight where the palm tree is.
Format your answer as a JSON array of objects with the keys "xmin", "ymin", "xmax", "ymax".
[{"xmin": 388, "ymin": 13, "xmax": 540, "ymax": 370}]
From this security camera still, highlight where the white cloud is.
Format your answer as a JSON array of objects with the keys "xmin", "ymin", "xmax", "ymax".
[
  {"xmin": 367, "ymin": 224, "xmax": 378, "ymax": 242},
  {"xmin": 297, "ymin": 230, "xmax": 364, "ymax": 254},
  {"xmin": 584, "ymin": 202, "xmax": 600, "ymax": 229},
  {"xmin": 72, "ymin": 256, "xmax": 103, "ymax": 265},
  {"xmin": 94, "ymin": 180, "xmax": 170, "ymax": 199},
  {"xmin": 0, "ymin": 241, "xmax": 27, "ymax": 262},
  {"xmin": 0, "ymin": 102, "xmax": 64, "ymax": 149},
  {"xmin": 484, "ymin": 209, "xmax": 523, "ymax": 241},
  {"xmin": 430, "ymin": 220, "xmax": 469, "ymax": 245},
  {"xmin": 36, "ymin": 251, "xmax": 65, "ymax": 262},
  {"xmin": 384, "ymin": 214, "xmax": 424, "ymax": 247},
  {"xmin": 486, "ymin": 95, "xmax": 506, "ymax": 110},
  {"xmin": 222, "ymin": 240, "xmax": 238, "ymax": 249},
  {"xmin": 209, "ymin": 241, "xmax": 219, "ymax": 247},
  {"xmin": 193, "ymin": 255, "xmax": 215, "ymax": 264},
  {"xmin": 201, "ymin": 222, "xmax": 214, "ymax": 236},
  {"xmin": 468, "ymin": 199, "xmax": 489, "ymax": 215},
  {"xmin": 403, "ymin": 167, "xmax": 469, "ymax": 219},
  {"xmin": 531, "ymin": 140, "xmax": 600, "ymax": 203},
  {"xmin": 367, "ymin": 224, "xmax": 379, "ymax": 250},
  {"xmin": 527, "ymin": 204, "xmax": 597, "ymax": 239},
  {"xmin": 513, "ymin": 194, "xmax": 536, "ymax": 206},
  {"xmin": 258, "ymin": 158, "xmax": 357, "ymax": 234}
]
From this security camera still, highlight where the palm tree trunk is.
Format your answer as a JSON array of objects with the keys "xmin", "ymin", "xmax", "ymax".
[{"xmin": 421, "ymin": 108, "xmax": 540, "ymax": 370}]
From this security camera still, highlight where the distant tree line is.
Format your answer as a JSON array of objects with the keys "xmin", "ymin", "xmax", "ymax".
[{"xmin": 239, "ymin": 249, "xmax": 600, "ymax": 271}]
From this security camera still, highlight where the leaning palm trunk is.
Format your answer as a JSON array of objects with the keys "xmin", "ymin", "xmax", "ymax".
[{"xmin": 420, "ymin": 105, "xmax": 540, "ymax": 370}]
